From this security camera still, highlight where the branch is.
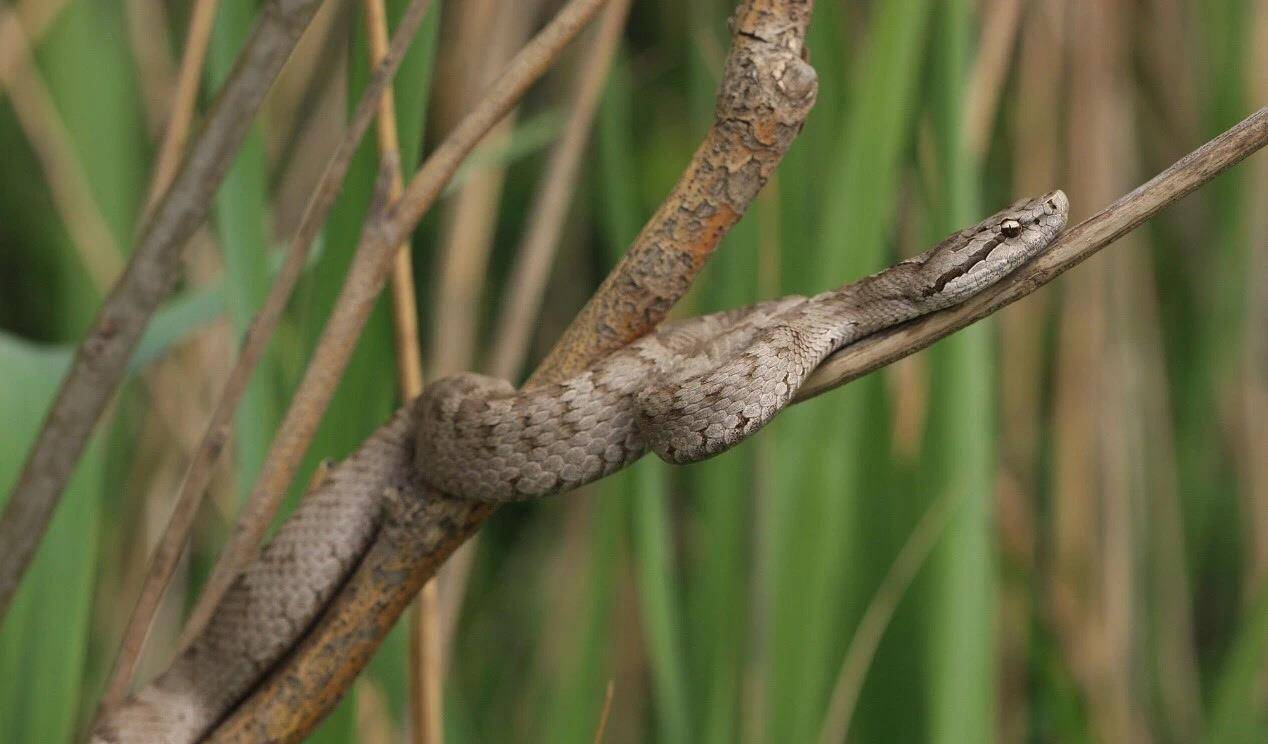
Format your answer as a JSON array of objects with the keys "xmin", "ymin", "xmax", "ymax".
[
  {"xmin": 213, "ymin": 101, "xmax": 1268, "ymax": 744},
  {"xmin": 141, "ymin": 0, "xmax": 220, "ymax": 219},
  {"xmin": 528, "ymin": 0, "xmax": 818, "ymax": 385},
  {"xmin": 182, "ymin": 0, "xmax": 614, "ymax": 655},
  {"xmin": 488, "ymin": 0, "xmax": 636, "ymax": 382},
  {"xmin": 205, "ymin": 2, "xmax": 819, "ymax": 740},
  {"xmin": 0, "ymin": 0, "xmax": 327, "ymax": 620},
  {"xmin": 358, "ymin": 0, "xmax": 433, "ymax": 739},
  {"xmin": 794, "ymin": 105, "xmax": 1268, "ymax": 403},
  {"xmin": 94, "ymin": 0, "xmax": 438, "ymax": 713}
]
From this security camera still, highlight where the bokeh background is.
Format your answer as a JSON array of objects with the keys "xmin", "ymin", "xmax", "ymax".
[{"xmin": 1, "ymin": 0, "xmax": 1266, "ymax": 741}]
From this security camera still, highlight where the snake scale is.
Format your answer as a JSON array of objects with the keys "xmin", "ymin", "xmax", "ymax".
[{"xmin": 92, "ymin": 191, "xmax": 1068, "ymax": 743}]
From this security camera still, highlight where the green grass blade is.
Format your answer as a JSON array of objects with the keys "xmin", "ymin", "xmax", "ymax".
[
  {"xmin": 1206, "ymin": 586, "xmax": 1268, "ymax": 743},
  {"xmin": 921, "ymin": 2, "xmax": 996, "ymax": 742},
  {"xmin": 765, "ymin": 2, "xmax": 933, "ymax": 741},
  {"xmin": 0, "ymin": 338, "xmax": 103, "ymax": 743},
  {"xmin": 629, "ymin": 460, "xmax": 693, "ymax": 744},
  {"xmin": 207, "ymin": 0, "xmax": 281, "ymax": 496}
]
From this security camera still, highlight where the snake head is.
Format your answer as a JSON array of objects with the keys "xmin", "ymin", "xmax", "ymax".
[{"xmin": 911, "ymin": 190, "xmax": 1069, "ymax": 307}]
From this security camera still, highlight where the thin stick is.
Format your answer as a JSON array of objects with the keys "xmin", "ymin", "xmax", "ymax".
[
  {"xmin": 487, "ymin": 0, "xmax": 633, "ymax": 381},
  {"xmin": 796, "ymin": 105, "xmax": 1268, "ymax": 402},
  {"xmin": 358, "ymin": 0, "xmax": 437, "ymax": 741},
  {"xmin": 817, "ymin": 492, "xmax": 958, "ymax": 744},
  {"xmin": 204, "ymin": 3, "xmax": 817, "ymax": 739},
  {"xmin": 182, "ymin": 0, "xmax": 612, "ymax": 647},
  {"xmin": 434, "ymin": 0, "xmax": 631, "ymax": 669},
  {"xmin": 0, "ymin": 0, "xmax": 71, "ymax": 93},
  {"xmin": 0, "ymin": 0, "xmax": 329, "ymax": 621},
  {"xmin": 425, "ymin": 0, "xmax": 545, "ymax": 693},
  {"xmin": 592, "ymin": 680, "xmax": 617, "ymax": 744},
  {"xmin": 95, "ymin": 0, "xmax": 435, "ymax": 700},
  {"xmin": 213, "ymin": 100, "xmax": 1266, "ymax": 744},
  {"xmin": 142, "ymin": 0, "xmax": 221, "ymax": 218}
]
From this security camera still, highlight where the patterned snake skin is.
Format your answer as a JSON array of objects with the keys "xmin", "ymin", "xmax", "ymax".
[{"xmin": 93, "ymin": 192, "xmax": 1067, "ymax": 742}]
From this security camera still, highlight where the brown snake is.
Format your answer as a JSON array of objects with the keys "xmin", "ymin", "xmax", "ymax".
[{"xmin": 92, "ymin": 191, "xmax": 1068, "ymax": 743}]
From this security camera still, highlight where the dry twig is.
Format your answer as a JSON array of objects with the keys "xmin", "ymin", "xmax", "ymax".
[
  {"xmin": 795, "ymin": 106, "xmax": 1268, "ymax": 402},
  {"xmin": 205, "ymin": 2, "xmax": 818, "ymax": 739},
  {"xmin": 142, "ymin": 0, "xmax": 221, "ymax": 217},
  {"xmin": 358, "ymin": 0, "xmax": 435, "ymax": 740},
  {"xmin": 488, "ymin": 0, "xmax": 634, "ymax": 381},
  {"xmin": 433, "ymin": 0, "xmax": 634, "ymax": 667},
  {"xmin": 183, "ymin": 0, "xmax": 614, "ymax": 653},
  {"xmin": 98, "ymin": 0, "xmax": 436, "ymax": 704},
  {"xmin": 171, "ymin": 0, "xmax": 439, "ymax": 647},
  {"xmin": 0, "ymin": 0, "xmax": 329, "ymax": 620}
]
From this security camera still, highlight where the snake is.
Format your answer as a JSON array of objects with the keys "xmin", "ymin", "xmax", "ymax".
[{"xmin": 91, "ymin": 191, "xmax": 1068, "ymax": 743}]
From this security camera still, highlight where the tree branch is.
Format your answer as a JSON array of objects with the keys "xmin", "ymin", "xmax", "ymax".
[
  {"xmin": 211, "ymin": 100, "xmax": 1268, "ymax": 744},
  {"xmin": 94, "ymin": 0, "xmax": 438, "ymax": 714},
  {"xmin": 795, "ymin": 105, "xmax": 1268, "ymax": 402},
  {"xmin": 205, "ymin": 2, "xmax": 819, "ymax": 740},
  {"xmin": 182, "ymin": 0, "xmax": 614, "ymax": 658},
  {"xmin": 528, "ymin": 0, "xmax": 818, "ymax": 385},
  {"xmin": 0, "ymin": 0, "xmax": 327, "ymax": 620},
  {"xmin": 358, "ymin": 0, "xmax": 434, "ymax": 739}
]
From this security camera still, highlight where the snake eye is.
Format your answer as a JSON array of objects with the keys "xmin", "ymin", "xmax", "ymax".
[{"xmin": 999, "ymin": 219, "xmax": 1022, "ymax": 238}]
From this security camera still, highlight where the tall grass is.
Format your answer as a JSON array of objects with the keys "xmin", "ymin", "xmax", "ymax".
[{"xmin": 1, "ymin": 1, "xmax": 1265, "ymax": 742}]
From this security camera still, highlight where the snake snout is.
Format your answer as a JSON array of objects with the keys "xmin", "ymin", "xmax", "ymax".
[{"xmin": 1041, "ymin": 189, "xmax": 1070, "ymax": 217}]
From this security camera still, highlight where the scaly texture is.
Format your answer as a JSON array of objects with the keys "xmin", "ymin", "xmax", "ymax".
[
  {"xmin": 418, "ymin": 192, "xmax": 1068, "ymax": 500},
  {"xmin": 93, "ymin": 192, "xmax": 1066, "ymax": 743},
  {"xmin": 92, "ymin": 407, "xmax": 420, "ymax": 744}
]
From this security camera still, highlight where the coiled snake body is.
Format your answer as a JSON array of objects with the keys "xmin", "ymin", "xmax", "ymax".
[{"xmin": 93, "ymin": 192, "xmax": 1067, "ymax": 743}]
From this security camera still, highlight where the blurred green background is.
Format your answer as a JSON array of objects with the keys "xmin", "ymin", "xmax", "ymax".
[{"xmin": 1, "ymin": 0, "xmax": 1266, "ymax": 741}]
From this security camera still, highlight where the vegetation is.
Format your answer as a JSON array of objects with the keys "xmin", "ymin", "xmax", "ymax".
[{"xmin": 1, "ymin": 0, "xmax": 1265, "ymax": 741}]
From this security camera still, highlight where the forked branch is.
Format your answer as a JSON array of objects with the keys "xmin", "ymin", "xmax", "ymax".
[{"xmin": 206, "ymin": 1, "xmax": 820, "ymax": 739}]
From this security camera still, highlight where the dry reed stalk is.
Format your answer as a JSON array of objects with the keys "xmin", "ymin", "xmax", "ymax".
[
  {"xmin": 359, "ymin": 0, "xmax": 436, "ymax": 740},
  {"xmin": 0, "ymin": 0, "xmax": 331, "ymax": 621},
  {"xmin": 206, "ymin": 3, "xmax": 817, "ymax": 738}
]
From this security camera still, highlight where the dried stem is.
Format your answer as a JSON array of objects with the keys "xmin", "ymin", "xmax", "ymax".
[
  {"xmin": 0, "ymin": 10, "xmax": 124, "ymax": 289},
  {"xmin": 96, "ymin": 0, "xmax": 436, "ymax": 705},
  {"xmin": 122, "ymin": 0, "xmax": 178, "ymax": 135},
  {"xmin": 205, "ymin": 3, "xmax": 818, "ymax": 739},
  {"xmin": 528, "ymin": 0, "xmax": 818, "ymax": 385},
  {"xmin": 183, "ymin": 0, "xmax": 613, "ymax": 650},
  {"xmin": 142, "ymin": 0, "xmax": 221, "ymax": 218},
  {"xmin": 962, "ymin": 0, "xmax": 1024, "ymax": 160},
  {"xmin": 169, "ymin": 0, "xmax": 437, "ymax": 649},
  {"xmin": 592, "ymin": 680, "xmax": 616, "ymax": 744},
  {"xmin": 432, "ymin": 0, "xmax": 631, "ymax": 668},
  {"xmin": 428, "ymin": 0, "xmax": 539, "ymax": 378},
  {"xmin": 358, "ymin": 0, "xmax": 436, "ymax": 741},
  {"xmin": 818, "ymin": 490, "xmax": 958, "ymax": 744},
  {"xmin": 795, "ymin": 106, "xmax": 1268, "ymax": 402},
  {"xmin": 0, "ymin": 0, "xmax": 71, "ymax": 91},
  {"xmin": 0, "ymin": 0, "xmax": 328, "ymax": 621},
  {"xmin": 487, "ymin": 0, "xmax": 633, "ymax": 381}
]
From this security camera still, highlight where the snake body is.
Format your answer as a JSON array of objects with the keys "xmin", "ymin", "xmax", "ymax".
[{"xmin": 93, "ymin": 192, "xmax": 1067, "ymax": 743}]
